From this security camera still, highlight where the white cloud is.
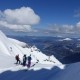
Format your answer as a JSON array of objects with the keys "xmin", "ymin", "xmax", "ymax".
[
  {"xmin": 44, "ymin": 24, "xmax": 78, "ymax": 35},
  {"xmin": 62, "ymin": 25, "xmax": 74, "ymax": 33},
  {"xmin": 3, "ymin": 7, "xmax": 40, "ymax": 25},
  {"xmin": 46, "ymin": 24, "xmax": 75, "ymax": 34},
  {"xmin": 0, "ymin": 21, "xmax": 32, "ymax": 32},
  {"xmin": 76, "ymin": 22, "xmax": 80, "ymax": 29},
  {"xmin": 0, "ymin": 7, "xmax": 40, "ymax": 32}
]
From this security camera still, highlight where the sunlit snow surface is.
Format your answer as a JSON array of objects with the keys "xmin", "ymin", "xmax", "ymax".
[{"xmin": 0, "ymin": 31, "xmax": 64, "ymax": 74}]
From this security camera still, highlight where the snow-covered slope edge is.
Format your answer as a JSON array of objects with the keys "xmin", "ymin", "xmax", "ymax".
[
  {"xmin": 0, "ymin": 31, "xmax": 64, "ymax": 70},
  {"xmin": 8, "ymin": 38, "xmax": 27, "ymax": 48},
  {"xmin": 50, "ymin": 62, "xmax": 80, "ymax": 80}
]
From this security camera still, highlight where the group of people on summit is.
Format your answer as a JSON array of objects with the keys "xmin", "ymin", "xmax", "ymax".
[{"xmin": 15, "ymin": 54, "xmax": 32, "ymax": 68}]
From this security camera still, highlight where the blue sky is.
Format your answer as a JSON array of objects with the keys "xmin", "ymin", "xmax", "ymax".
[{"xmin": 0, "ymin": 0, "xmax": 80, "ymax": 37}]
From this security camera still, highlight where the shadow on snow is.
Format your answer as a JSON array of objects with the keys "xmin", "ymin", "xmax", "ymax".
[{"xmin": 0, "ymin": 66, "xmax": 62, "ymax": 80}]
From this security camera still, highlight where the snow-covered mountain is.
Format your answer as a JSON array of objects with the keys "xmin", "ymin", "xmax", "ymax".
[
  {"xmin": 63, "ymin": 38, "xmax": 72, "ymax": 41},
  {"xmin": 0, "ymin": 31, "xmax": 80, "ymax": 80},
  {"xmin": 59, "ymin": 38, "xmax": 72, "ymax": 41},
  {"xmin": 0, "ymin": 31, "xmax": 64, "ymax": 70}
]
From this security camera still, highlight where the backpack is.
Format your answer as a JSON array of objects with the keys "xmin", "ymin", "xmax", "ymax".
[
  {"xmin": 15, "ymin": 55, "xmax": 19, "ymax": 60},
  {"xmin": 28, "ymin": 56, "xmax": 32, "ymax": 61}
]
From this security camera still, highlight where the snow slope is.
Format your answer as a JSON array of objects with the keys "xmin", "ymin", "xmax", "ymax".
[
  {"xmin": 0, "ymin": 62, "xmax": 80, "ymax": 80},
  {"xmin": 0, "ymin": 31, "xmax": 66, "ymax": 80},
  {"xmin": 50, "ymin": 62, "xmax": 80, "ymax": 80},
  {"xmin": 8, "ymin": 38, "xmax": 27, "ymax": 48},
  {"xmin": 0, "ymin": 31, "xmax": 80, "ymax": 80},
  {"xmin": 0, "ymin": 30, "xmax": 64, "ymax": 70}
]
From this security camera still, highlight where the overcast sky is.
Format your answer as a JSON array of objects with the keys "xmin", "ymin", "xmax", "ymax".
[{"xmin": 0, "ymin": 0, "xmax": 80, "ymax": 37}]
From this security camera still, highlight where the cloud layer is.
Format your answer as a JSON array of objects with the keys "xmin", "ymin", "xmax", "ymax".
[
  {"xmin": 39, "ymin": 22, "xmax": 80, "ymax": 36},
  {"xmin": 0, "ymin": 7, "xmax": 40, "ymax": 32}
]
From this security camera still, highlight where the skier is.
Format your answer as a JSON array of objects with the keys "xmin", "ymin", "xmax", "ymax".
[
  {"xmin": 15, "ymin": 54, "xmax": 20, "ymax": 64},
  {"xmin": 23, "ymin": 54, "xmax": 27, "ymax": 66},
  {"xmin": 27, "ymin": 54, "xmax": 32, "ymax": 68}
]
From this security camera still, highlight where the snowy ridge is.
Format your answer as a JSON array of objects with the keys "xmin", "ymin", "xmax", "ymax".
[
  {"xmin": 8, "ymin": 38, "xmax": 27, "ymax": 48},
  {"xmin": 63, "ymin": 38, "xmax": 72, "ymax": 41}
]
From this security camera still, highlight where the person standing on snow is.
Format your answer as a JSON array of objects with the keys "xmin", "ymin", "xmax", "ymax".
[
  {"xmin": 27, "ymin": 54, "xmax": 32, "ymax": 68},
  {"xmin": 15, "ymin": 54, "xmax": 21, "ymax": 64},
  {"xmin": 23, "ymin": 54, "xmax": 27, "ymax": 66}
]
